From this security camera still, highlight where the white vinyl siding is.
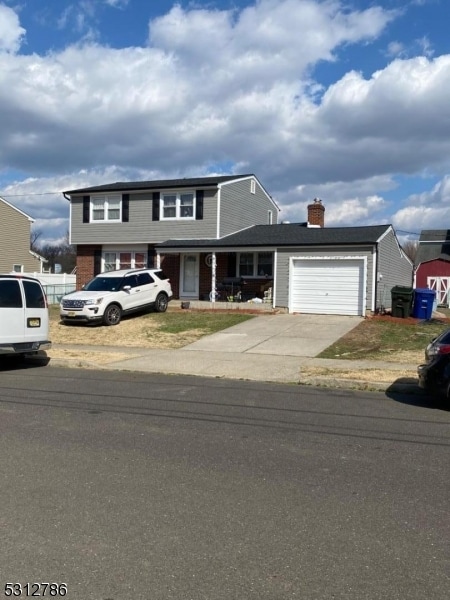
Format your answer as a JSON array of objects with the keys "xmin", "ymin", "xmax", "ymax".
[{"xmin": 289, "ymin": 257, "xmax": 366, "ymax": 316}]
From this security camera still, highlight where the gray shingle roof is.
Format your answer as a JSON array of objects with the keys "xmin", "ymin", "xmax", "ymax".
[
  {"xmin": 157, "ymin": 223, "xmax": 391, "ymax": 249},
  {"xmin": 416, "ymin": 229, "xmax": 450, "ymax": 265},
  {"xmin": 63, "ymin": 174, "xmax": 254, "ymax": 195}
]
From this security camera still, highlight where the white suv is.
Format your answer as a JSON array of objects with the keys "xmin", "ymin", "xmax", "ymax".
[{"xmin": 60, "ymin": 268, "xmax": 173, "ymax": 326}]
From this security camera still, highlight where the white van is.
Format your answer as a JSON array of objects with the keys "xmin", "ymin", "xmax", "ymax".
[{"xmin": 0, "ymin": 274, "xmax": 52, "ymax": 356}]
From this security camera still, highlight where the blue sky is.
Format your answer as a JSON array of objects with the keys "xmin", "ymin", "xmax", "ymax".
[{"xmin": 0, "ymin": 0, "xmax": 449, "ymax": 245}]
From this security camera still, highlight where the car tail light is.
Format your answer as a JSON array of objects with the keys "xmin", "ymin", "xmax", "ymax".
[{"xmin": 429, "ymin": 343, "xmax": 450, "ymax": 356}]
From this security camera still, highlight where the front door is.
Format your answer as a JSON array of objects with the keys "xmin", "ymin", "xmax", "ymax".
[{"xmin": 181, "ymin": 254, "xmax": 199, "ymax": 298}]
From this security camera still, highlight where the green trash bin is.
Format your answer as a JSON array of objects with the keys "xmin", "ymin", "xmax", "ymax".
[{"xmin": 391, "ymin": 285, "xmax": 413, "ymax": 318}]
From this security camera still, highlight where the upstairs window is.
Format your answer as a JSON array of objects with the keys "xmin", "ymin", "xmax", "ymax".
[
  {"xmin": 91, "ymin": 195, "xmax": 122, "ymax": 222},
  {"xmin": 161, "ymin": 192, "xmax": 195, "ymax": 220}
]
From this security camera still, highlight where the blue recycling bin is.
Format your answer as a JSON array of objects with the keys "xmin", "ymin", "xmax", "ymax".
[{"xmin": 412, "ymin": 288, "xmax": 436, "ymax": 320}]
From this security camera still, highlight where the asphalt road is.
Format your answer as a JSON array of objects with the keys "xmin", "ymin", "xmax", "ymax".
[{"xmin": 0, "ymin": 363, "xmax": 449, "ymax": 600}]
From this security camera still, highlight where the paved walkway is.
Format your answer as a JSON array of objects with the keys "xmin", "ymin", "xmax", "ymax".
[{"xmin": 46, "ymin": 314, "xmax": 421, "ymax": 393}]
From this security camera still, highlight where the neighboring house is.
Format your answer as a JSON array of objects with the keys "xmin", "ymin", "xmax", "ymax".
[
  {"xmin": 0, "ymin": 196, "xmax": 46, "ymax": 274},
  {"xmin": 415, "ymin": 230, "xmax": 450, "ymax": 306},
  {"xmin": 64, "ymin": 175, "xmax": 413, "ymax": 316}
]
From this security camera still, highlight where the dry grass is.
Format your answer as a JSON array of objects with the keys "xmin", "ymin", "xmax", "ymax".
[
  {"xmin": 318, "ymin": 316, "xmax": 449, "ymax": 362},
  {"xmin": 48, "ymin": 306, "xmax": 253, "ymax": 349},
  {"xmin": 48, "ymin": 347, "xmax": 141, "ymax": 364},
  {"xmin": 50, "ymin": 317, "xmax": 204, "ymax": 349},
  {"xmin": 299, "ymin": 366, "xmax": 416, "ymax": 384}
]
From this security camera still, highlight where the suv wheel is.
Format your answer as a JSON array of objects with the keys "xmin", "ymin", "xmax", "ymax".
[
  {"xmin": 155, "ymin": 293, "xmax": 168, "ymax": 313},
  {"xmin": 102, "ymin": 303, "xmax": 122, "ymax": 326}
]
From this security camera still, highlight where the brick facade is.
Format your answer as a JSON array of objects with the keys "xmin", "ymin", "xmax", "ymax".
[
  {"xmin": 76, "ymin": 247, "xmax": 273, "ymax": 301},
  {"xmin": 158, "ymin": 255, "xmax": 180, "ymax": 298},
  {"xmin": 76, "ymin": 245, "xmax": 101, "ymax": 289}
]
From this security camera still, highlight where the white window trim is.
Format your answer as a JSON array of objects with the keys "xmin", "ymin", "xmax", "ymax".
[
  {"xmin": 102, "ymin": 250, "xmax": 148, "ymax": 272},
  {"xmin": 90, "ymin": 194, "xmax": 122, "ymax": 223},
  {"xmin": 237, "ymin": 251, "xmax": 273, "ymax": 278},
  {"xmin": 12, "ymin": 264, "xmax": 24, "ymax": 273},
  {"xmin": 160, "ymin": 191, "xmax": 196, "ymax": 221}
]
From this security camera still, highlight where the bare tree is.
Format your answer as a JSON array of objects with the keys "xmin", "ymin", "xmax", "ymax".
[
  {"xmin": 402, "ymin": 240, "xmax": 419, "ymax": 263},
  {"xmin": 39, "ymin": 231, "xmax": 76, "ymax": 273},
  {"xmin": 30, "ymin": 228, "xmax": 43, "ymax": 252}
]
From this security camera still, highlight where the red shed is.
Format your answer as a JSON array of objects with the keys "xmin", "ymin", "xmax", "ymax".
[{"xmin": 415, "ymin": 230, "xmax": 450, "ymax": 306}]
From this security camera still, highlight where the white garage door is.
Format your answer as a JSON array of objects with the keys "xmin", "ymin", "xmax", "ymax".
[{"xmin": 290, "ymin": 258, "xmax": 365, "ymax": 316}]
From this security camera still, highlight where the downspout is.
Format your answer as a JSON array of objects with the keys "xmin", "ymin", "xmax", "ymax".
[
  {"xmin": 216, "ymin": 186, "xmax": 221, "ymax": 239},
  {"xmin": 373, "ymin": 243, "xmax": 378, "ymax": 313}
]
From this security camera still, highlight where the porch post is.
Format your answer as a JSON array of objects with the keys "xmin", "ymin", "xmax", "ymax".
[
  {"xmin": 211, "ymin": 252, "xmax": 217, "ymax": 303},
  {"xmin": 156, "ymin": 252, "xmax": 161, "ymax": 268}
]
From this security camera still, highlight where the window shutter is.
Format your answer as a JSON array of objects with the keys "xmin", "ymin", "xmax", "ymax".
[
  {"xmin": 94, "ymin": 249, "xmax": 102, "ymax": 276},
  {"xmin": 82, "ymin": 196, "xmax": 90, "ymax": 223},
  {"xmin": 195, "ymin": 190, "xmax": 204, "ymax": 220},
  {"xmin": 152, "ymin": 192, "xmax": 160, "ymax": 221},
  {"xmin": 122, "ymin": 194, "xmax": 129, "ymax": 222},
  {"xmin": 147, "ymin": 244, "xmax": 156, "ymax": 268}
]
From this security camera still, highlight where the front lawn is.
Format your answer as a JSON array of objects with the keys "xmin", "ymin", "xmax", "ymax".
[
  {"xmin": 318, "ymin": 316, "xmax": 450, "ymax": 362},
  {"xmin": 49, "ymin": 305, "xmax": 254, "ymax": 349}
]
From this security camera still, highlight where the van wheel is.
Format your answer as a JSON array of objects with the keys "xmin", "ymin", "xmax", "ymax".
[
  {"xmin": 102, "ymin": 304, "xmax": 122, "ymax": 326},
  {"xmin": 155, "ymin": 293, "xmax": 168, "ymax": 313}
]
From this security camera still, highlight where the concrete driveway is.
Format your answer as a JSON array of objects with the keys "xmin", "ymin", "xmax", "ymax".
[{"xmin": 184, "ymin": 313, "xmax": 362, "ymax": 357}]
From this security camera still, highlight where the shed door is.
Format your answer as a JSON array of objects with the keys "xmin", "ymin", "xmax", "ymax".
[
  {"xmin": 427, "ymin": 277, "xmax": 450, "ymax": 306},
  {"xmin": 290, "ymin": 258, "xmax": 365, "ymax": 316}
]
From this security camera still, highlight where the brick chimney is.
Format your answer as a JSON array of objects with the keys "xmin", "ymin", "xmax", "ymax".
[{"xmin": 307, "ymin": 198, "xmax": 325, "ymax": 227}]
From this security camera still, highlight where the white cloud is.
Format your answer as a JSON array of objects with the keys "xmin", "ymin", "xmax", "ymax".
[
  {"xmin": 0, "ymin": 0, "xmax": 450, "ymax": 241},
  {"xmin": 104, "ymin": 0, "xmax": 129, "ymax": 7},
  {"xmin": 392, "ymin": 176, "xmax": 450, "ymax": 231},
  {"xmin": 0, "ymin": 4, "xmax": 25, "ymax": 53}
]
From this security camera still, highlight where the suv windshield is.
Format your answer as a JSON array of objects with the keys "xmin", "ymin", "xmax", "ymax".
[{"xmin": 84, "ymin": 277, "xmax": 123, "ymax": 292}]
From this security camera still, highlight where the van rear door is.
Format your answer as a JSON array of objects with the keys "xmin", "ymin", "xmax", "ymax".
[
  {"xmin": 22, "ymin": 279, "xmax": 49, "ymax": 344},
  {"xmin": 0, "ymin": 278, "xmax": 25, "ymax": 344}
]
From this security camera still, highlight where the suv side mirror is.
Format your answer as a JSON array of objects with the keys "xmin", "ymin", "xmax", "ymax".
[{"xmin": 122, "ymin": 285, "xmax": 131, "ymax": 292}]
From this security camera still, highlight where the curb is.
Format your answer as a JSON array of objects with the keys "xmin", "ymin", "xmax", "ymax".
[{"xmin": 297, "ymin": 376, "xmax": 424, "ymax": 394}]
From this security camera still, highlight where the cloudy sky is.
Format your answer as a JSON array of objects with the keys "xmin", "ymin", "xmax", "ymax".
[{"xmin": 0, "ymin": 0, "xmax": 449, "ymax": 245}]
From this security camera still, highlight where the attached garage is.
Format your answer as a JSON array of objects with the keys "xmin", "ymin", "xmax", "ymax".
[{"xmin": 289, "ymin": 257, "xmax": 366, "ymax": 316}]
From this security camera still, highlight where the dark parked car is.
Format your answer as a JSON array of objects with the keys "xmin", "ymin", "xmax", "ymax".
[{"xmin": 418, "ymin": 328, "xmax": 450, "ymax": 407}]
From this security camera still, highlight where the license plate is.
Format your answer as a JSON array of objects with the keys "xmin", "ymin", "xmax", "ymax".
[
  {"xmin": 27, "ymin": 318, "xmax": 41, "ymax": 328},
  {"xmin": 68, "ymin": 311, "xmax": 76, "ymax": 316}
]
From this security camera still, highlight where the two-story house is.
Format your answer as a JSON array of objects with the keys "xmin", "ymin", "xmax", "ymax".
[
  {"xmin": 63, "ymin": 174, "xmax": 279, "ymax": 297},
  {"xmin": 0, "ymin": 196, "xmax": 46, "ymax": 273},
  {"xmin": 64, "ymin": 176, "xmax": 413, "ymax": 316}
]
